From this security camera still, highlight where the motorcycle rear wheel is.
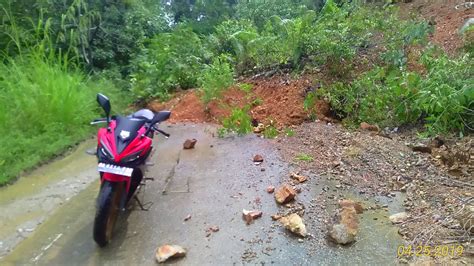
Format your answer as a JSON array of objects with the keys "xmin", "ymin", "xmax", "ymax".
[{"xmin": 93, "ymin": 180, "xmax": 124, "ymax": 247}]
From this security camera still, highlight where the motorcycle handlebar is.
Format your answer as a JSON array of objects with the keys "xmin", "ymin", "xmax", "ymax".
[
  {"xmin": 91, "ymin": 118, "xmax": 170, "ymax": 138},
  {"xmin": 156, "ymin": 129, "xmax": 170, "ymax": 138},
  {"xmin": 90, "ymin": 118, "xmax": 107, "ymax": 125}
]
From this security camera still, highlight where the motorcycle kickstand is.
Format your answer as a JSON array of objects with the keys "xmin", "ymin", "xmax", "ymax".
[{"xmin": 134, "ymin": 195, "xmax": 153, "ymax": 211}]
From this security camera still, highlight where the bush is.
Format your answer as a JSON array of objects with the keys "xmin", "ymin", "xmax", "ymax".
[
  {"xmin": 415, "ymin": 49, "xmax": 473, "ymax": 134},
  {"xmin": 318, "ymin": 48, "xmax": 473, "ymax": 135},
  {"xmin": 220, "ymin": 106, "xmax": 253, "ymax": 136},
  {"xmin": 0, "ymin": 54, "xmax": 120, "ymax": 184},
  {"xmin": 130, "ymin": 27, "xmax": 210, "ymax": 100},
  {"xmin": 199, "ymin": 55, "xmax": 234, "ymax": 105}
]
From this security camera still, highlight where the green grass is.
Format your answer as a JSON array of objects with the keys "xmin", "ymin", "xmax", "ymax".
[
  {"xmin": 295, "ymin": 153, "xmax": 314, "ymax": 162},
  {"xmin": 263, "ymin": 125, "xmax": 279, "ymax": 139},
  {"xmin": 0, "ymin": 55, "xmax": 120, "ymax": 185},
  {"xmin": 284, "ymin": 128, "xmax": 295, "ymax": 137},
  {"xmin": 219, "ymin": 106, "xmax": 253, "ymax": 136}
]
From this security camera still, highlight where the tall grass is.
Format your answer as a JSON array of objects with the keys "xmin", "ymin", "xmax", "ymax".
[
  {"xmin": 0, "ymin": 54, "xmax": 121, "ymax": 185},
  {"xmin": 0, "ymin": 7, "xmax": 121, "ymax": 185}
]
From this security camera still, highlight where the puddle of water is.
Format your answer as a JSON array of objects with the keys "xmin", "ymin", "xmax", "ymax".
[
  {"xmin": 0, "ymin": 139, "xmax": 96, "ymax": 205},
  {"xmin": 302, "ymin": 175, "xmax": 405, "ymax": 264}
]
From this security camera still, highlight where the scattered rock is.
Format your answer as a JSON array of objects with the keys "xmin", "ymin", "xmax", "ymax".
[
  {"xmin": 205, "ymin": 226, "xmax": 219, "ymax": 237},
  {"xmin": 184, "ymin": 214, "xmax": 192, "ymax": 221},
  {"xmin": 328, "ymin": 201, "xmax": 360, "ymax": 245},
  {"xmin": 279, "ymin": 213, "xmax": 307, "ymax": 237},
  {"xmin": 274, "ymin": 184, "xmax": 296, "ymax": 204},
  {"xmin": 329, "ymin": 224, "xmax": 355, "ymax": 245},
  {"xmin": 183, "ymin": 139, "xmax": 197, "ymax": 149},
  {"xmin": 209, "ymin": 226, "xmax": 219, "ymax": 232},
  {"xmin": 430, "ymin": 136, "xmax": 445, "ymax": 148},
  {"xmin": 290, "ymin": 172, "xmax": 308, "ymax": 183},
  {"xmin": 271, "ymin": 214, "xmax": 282, "ymax": 221},
  {"xmin": 412, "ymin": 145, "xmax": 432, "ymax": 154},
  {"xmin": 155, "ymin": 245, "xmax": 186, "ymax": 263},
  {"xmin": 253, "ymin": 154, "xmax": 264, "ymax": 164},
  {"xmin": 389, "ymin": 212, "xmax": 408, "ymax": 224},
  {"xmin": 360, "ymin": 122, "xmax": 379, "ymax": 132},
  {"xmin": 242, "ymin": 209, "xmax": 263, "ymax": 224},
  {"xmin": 339, "ymin": 199, "xmax": 364, "ymax": 214},
  {"xmin": 266, "ymin": 186, "xmax": 275, "ymax": 193},
  {"xmin": 253, "ymin": 123, "xmax": 265, "ymax": 133}
]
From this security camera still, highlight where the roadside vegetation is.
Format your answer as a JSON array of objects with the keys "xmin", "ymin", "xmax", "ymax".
[{"xmin": 0, "ymin": 0, "xmax": 472, "ymax": 184}]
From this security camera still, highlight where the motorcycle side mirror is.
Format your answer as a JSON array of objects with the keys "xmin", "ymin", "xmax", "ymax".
[
  {"xmin": 143, "ymin": 111, "xmax": 171, "ymax": 138},
  {"xmin": 151, "ymin": 111, "xmax": 171, "ymax": 125},
  {"xmin": 96, "ymin": 93, "xmax": 111, "ymax": 117}
]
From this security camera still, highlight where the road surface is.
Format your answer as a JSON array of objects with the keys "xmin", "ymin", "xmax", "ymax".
[{"xmin": 1, "ymin": 123, "xmax": 403, "ymax": 265}]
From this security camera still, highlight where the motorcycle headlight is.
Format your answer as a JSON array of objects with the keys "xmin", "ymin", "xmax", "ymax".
[
  {"xmin": 121, "ymin": 150, "xmax": 143, "ymax": 163},
  {"xmin": 99, "ymin": 140, "xmax": 114, "ymax": 160}
]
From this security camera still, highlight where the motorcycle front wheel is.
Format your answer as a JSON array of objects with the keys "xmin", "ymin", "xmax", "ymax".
[{"xmin": 93, "ymin": 180, "xmax": 124, "ymax": 247}]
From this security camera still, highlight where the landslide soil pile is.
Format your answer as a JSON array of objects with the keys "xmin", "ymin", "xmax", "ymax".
[{"xmin": 147, "ymin": 74, "xmax": 328, "ymax": 128}]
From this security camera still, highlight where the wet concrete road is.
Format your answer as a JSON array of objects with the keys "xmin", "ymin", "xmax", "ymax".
[{"xmin": 1, "ymin": 123, "xmax": 403, "ymax": 265}]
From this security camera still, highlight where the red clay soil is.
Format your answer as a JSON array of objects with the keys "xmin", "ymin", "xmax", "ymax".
[
  {"xmin": 146, "ymin": 75, "xmax": 333, "ymax": 128},
  {"xmin": 400, "ymin": 0, "xmax": 472, "ymax": 55}
]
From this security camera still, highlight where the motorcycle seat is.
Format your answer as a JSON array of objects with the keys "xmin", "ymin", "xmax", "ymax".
[{"xmin": 131, "ymin": 109, "xmax": 155, "ymax": 122}]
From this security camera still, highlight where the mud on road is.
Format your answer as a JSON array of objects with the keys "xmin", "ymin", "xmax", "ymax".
[{"xmin": 0, "ymin": 123, "xmax": 415, "ymax": 265}]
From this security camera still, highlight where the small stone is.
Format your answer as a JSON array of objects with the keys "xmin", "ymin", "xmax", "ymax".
[
  {"xmin": 389, "ymin": 212, "xmax": 408, "ymax": 224},
  {"xmin": 155, "ymin": 245, "xmax": 186, "ymax": 263},
  {"xmin": 183, "ymin": 139, "xmax": 197, "ymax": 149},
  {"xmin": 360, "ymin": 122, "xmax": 379, "ymax": 132},
  {"xmin": 274, "ymin": 184, "xmax": 296, "ymax": 204},
  {"xmin": 184, "ymin": 214, "xmax": 192, "ymax": 221},
  {"xmin": 271, "ymin": 214, "xmax": 282, "ymax": 221},
  {"xmin": 298, "ymin": 239, "xmax": 304, "ymax": 243},
  {"xmin": 243, "ymin": 209, "xmax": 263, "ymax": 224},
  {"xmin": 290, "ymin": 172, "xmax": 308, "ymax": 183},
  {"xmin": 209, "ymin": 226, "xmax": 219, "ymax": 232},
  {"xmin": 279, "ymin": 213, "xmax": 307, "ymax": 237},
  {"xmin": 329, "ymin": 224, "xmax": 355, "ymax": 245},
  {"xmin": 411, "ymin": 145, "xmax": 432, "ymax": 154},
  {"xmin": 266, "ymin": 186, "xmax": 275, "ymax": 193},
  {"xmin": 253, "ymin": 154, "xmax": 264, "ymax": 163},
  {"xmin": 253, "ymin": 123, "xmax": 265, "ymax": 133},
  {"xmin": 338, "ymin": 199, "xmax": 364, "ymax": 214}
]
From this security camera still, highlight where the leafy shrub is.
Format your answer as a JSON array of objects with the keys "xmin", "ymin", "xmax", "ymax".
[
  {"xmin": 303, "ymin": 90, "xmax": 318, "ymax": 120},
  {"xmin": 414, "ymin": 49, "xmax": 473, "ymax": 134},
  {"xmin": 238, "ymin": 83, "xmax": 253, "ymax": 93},
  {"xmin": 263, "ymin": 124, "xmax": 279, "ymax": 139},
  {"xmin": 199, "ymin": 55, "xmax": 234, "ymax": 105},
  {"xmin": 318, "ymin": 48, "xmax": 473, "ymax": 135},
  {"xmin": 235, "ymin": 0, "xmax": 310, "ymax": 29},
  {"xmin": 130, "ymin": 27, "xmax": 209, "ymax": 100},
  {"xmin": 220, "ymin": 106, "xmax": 253, "ymax": 135}
]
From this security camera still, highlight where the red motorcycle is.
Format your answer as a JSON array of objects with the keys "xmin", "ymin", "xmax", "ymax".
[{"xmin": 91, "ymin": 93, "xmax": 170, "ymax": 246}]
